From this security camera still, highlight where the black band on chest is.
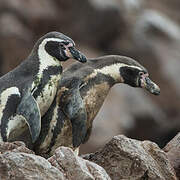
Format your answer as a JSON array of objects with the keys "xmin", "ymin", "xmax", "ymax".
[{"xmin": 33, "ymin": 66, "xmax": 62, "ymax": 99}]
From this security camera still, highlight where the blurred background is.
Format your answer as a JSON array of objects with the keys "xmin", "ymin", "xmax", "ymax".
[{"xmin": 0, "ymin": 0, "xmax": 179, "ymax": 154}]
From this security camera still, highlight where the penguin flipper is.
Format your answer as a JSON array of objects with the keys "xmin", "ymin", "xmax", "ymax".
[
  {"xmin": 16, "ymin": 91, "xmax": 41, "ymax": 143},
  {"xmin": 71, "ymin": 108, "xmax": 87, "ymax": 148},
  {"xmin": 62, "ymin": 79, "xmax": 87, "ymax": 147}
]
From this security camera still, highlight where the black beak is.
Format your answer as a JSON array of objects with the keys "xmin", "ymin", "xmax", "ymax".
[
  {"xmin": 142, "ymin": 77, "xmax": 160, "ymax": 95},
  {"xmin": 68, "ymin": 47, "xmax": 87, "ymax": 63}
]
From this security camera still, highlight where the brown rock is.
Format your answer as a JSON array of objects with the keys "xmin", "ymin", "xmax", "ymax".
[
  {"xmin": 83, "ymin": 135, "xmax": 177, "ymax": 180},
  {"xmin": 48, "ymin": 146, "xmax": 111, "ymax": 180},
  {"xmin": 0, "ymin": 141, "xmax": 34, "ymax": 154},
  {"xmin": 0, "ymin": 141, "xmax": 110, "ymax": 179},
  {"xmin": 164, "ymin": 132, "xmax": 180, "ymax": 178},
  {"xmin": 0, "ymin": 152, "xmax": 65, "ymax": 180}
]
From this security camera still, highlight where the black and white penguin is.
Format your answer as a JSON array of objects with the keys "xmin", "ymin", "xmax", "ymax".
[
  {"xmin": 33, "ymin": 55, "xmax": 160, "ymax": 157},
  {"xmin": 0, "ymin": 31, "xmax": 87, "ymax": 143}
]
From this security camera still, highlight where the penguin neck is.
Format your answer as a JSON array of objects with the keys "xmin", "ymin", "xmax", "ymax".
[
  {"xmin": 85, "ymin": 62, "xmax": 125, "ymax": 87},
  {"xmin": 36, "ymin": 41, "xmax": 61, "ymax": 78},
  {"xmin": 82, "ymin": 63, "xmax": 126, "ymax": 108},
  {"xmin": 30, "ymin": 45, "xmax": 62, "ymax": 96}
]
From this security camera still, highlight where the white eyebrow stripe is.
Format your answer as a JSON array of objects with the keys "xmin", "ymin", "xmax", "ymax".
[
  {"xmin": 85, "ymin": 63, "xmax": 143, "ymax": 82},
  {"xmin": 42, "ymin": 38, "xmax": 65, "ymax": 43},
  {"xmin": 43, "ymin": 38, "xmax": 75, "ymax": 45}
]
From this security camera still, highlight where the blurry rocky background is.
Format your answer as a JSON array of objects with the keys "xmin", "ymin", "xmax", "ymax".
[{"xmin": 0, "ymin": 0, "xmax": 179, "ymax": 154}]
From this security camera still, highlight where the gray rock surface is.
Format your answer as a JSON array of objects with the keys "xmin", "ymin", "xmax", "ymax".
[
  {"xmin": 0, "ymin": 135, "xmax": 179, "ymax": 180},
  {"xmin": 164, "ymin": 132, "xmax": 180, "ymax": 178},
  {"xmin": 0, "ymin": 141, "xmax": 110, "ymax": 180},
  {"xmin": 83, "ymin": 135, "xmax": 177, "ymax": 180},
  {"xmin": 0, "ymin": 142, "xmax": 65, "ymax": 180},
  {"xmin": 48, "ymin": 146, "xmax": 111, "ymax": 180}
]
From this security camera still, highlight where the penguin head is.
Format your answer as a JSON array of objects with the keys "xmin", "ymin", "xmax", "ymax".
[
  {"xmin": 115, "ymin": 56, "xmax": 160, "ymax": 95},
  {"xmin": 35, "ymin": 31, "xmax": 87, "ymax": 63},
  {"xmin": 118, "ymin": 57, "xmax": 160, "ymax": 95}
]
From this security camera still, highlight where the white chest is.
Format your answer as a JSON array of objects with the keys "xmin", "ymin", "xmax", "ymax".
[{"xmin": 33, "ymin": 74, "xmax": 61, "ymax": 116}]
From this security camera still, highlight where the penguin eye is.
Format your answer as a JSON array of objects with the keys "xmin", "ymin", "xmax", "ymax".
[
  {"xmin": 139, "ymin": 72, "xmax": 144, "ymax": 76},
  {"xmin": 59, "ymin": 43, "xmax": 66, "ymax": 50}
]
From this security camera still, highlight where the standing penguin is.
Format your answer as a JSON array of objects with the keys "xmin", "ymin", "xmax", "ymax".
[
  {"xmin": 33, "ymin": 55, "xmax": 160, "ymax": 157},
  {"xmin": 0, "ymin": 31, "xmax": 87, "ymax": 143}
]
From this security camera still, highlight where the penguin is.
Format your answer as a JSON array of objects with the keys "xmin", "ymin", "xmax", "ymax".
[
  {"xmin": 33, "ymin": 55, "xmax": 160, "ymax": 157},
  {"xmin": 0, "ymin": 31, "xmax": 87, "ymax": 143}
]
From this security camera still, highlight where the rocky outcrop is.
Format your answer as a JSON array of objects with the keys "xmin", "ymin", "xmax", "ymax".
[
  {"xmin": 83, "ymin": 135, "xmax": 177, "ymax": 180},
  {"xmin": 48, "ymin": 147, "xmax": 110, "ymax": 180},
  {"xmin": 0, "ymin": 134, "xmax": 179, "ymax": 180},
  {"xmin": 0, "ymin": 141, "xmax": 110, "ymax": 180},
  {"xmin": 0, "ymin": 142, "xmax": 65, "ymax": 180}
]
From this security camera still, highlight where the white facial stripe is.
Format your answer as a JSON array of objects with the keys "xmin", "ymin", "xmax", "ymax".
[
  {"xmin": 0, "ymin": 87, "xmax": 21, "ymax": 123},
  {"xmin": 86, "ymin": 63, "xmax": 143, "ymax": 82},
  {"xmin": 38, "ymin": 38, "xmax": 63, "ymax": 76},
  {"xmin": 42, "ymin": 38, "xmax": 65, "ymax": 43}
]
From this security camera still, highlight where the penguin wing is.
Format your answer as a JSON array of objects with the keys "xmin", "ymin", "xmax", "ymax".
[
  {"xmin": 16, "ymin": 90, "xmax": 41, "ymax": 143},
  {"xmin": 62, "ymin": 78, "xmax": 87, "ymax": 147}
]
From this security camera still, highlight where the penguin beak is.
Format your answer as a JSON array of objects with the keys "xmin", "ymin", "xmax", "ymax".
[
  {"xmin": 66, "ymin": 46, "xmax": 87, "ymax": 63},
  {"xmin": 140, "ymin": 76, "xmax": 160, "ymax": 95}
]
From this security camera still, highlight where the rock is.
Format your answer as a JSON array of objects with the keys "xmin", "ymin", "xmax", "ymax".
[
  {"xmin": 0, "ymin": 141, "xmax": 110, "ymax": 180},
  {"xmin": 0, "ymin": 141, "xmax": 34, "ymax": 154},
  {"xmin": 0, "ymin": 141, "xmax": 65, "ymax": 180},
  {"xmin": 0, "ymin": 152, "xmax": 65, "ymax": 180},
  {"xmin": 83, "ymin": 135, "xmax": 177, "ymax": 180},
  {"xmin": 164, "ymin": 132, "xmax": 180, "ymax": 178},
  {"xmin": 48, "ymin": 146, "xmax": 111, "ymax": 180}
]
